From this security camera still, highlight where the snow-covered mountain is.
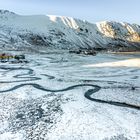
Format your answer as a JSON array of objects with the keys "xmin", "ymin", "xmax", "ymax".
[{"xmin": 0, "ymin": 10, "xmax": 140, "ymax": 52}]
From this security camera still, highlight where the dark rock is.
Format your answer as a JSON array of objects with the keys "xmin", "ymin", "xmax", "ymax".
[
  {"xmin": 16, "ymin": 113, "xmax": 24, "ymax": 119},
  {"xmin": 15, "ymin": 55, "xmax": 25, "ymax": 60},
  {"xmin": 131, "ymin": 87, "xmax": 135, "ymax": 90}
]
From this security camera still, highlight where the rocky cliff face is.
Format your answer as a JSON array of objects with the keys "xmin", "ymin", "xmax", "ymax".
[{"xmin": 0, "ymin": 10, "xmax": 140, "ymax": 52}]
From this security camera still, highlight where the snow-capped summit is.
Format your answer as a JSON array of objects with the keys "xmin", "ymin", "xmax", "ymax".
[
  {"xmin": 0, "ymin": 10, "xmax": 140, "ymax": 52},
  {"xmin": 0, "ymin": 10, "xmax": 16, "ymax": 19},
  {"xmin": 97, "ymin": 21, "xmax": 140, "ymax": 42},
  {"xmin": 0, "ymin": 10, "xmax": 15, "ymax": 15}
]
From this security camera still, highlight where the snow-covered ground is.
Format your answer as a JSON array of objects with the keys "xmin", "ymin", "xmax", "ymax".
[
  {"xmin": 0, "ymin": 9, "xmax": 140, "ymax": 140},
  {"xmin": 0, "ymin": 49, "xmax": 140, "ymax": 140}
]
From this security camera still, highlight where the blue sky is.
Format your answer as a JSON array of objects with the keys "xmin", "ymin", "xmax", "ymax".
[{"xmin": 0, "ymin": 0, "xmax": 139, "ymax": 24}]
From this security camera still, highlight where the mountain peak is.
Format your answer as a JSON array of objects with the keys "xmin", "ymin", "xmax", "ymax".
[
  {"xmin": 0, "ymin": 10, "xmax": 16, "ymax": 15},
  {"xmin": 0, "ymin": 10, "xmax": 140, "ymax": 52}
]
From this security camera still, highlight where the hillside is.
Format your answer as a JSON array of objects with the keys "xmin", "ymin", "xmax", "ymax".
[{"xmin": 0, "ymin": 10, "xmax": 140, "ymax": 52}]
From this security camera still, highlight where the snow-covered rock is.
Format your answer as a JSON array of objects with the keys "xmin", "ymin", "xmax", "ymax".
[{"xmin": 0, "ymin": 10, "xmax": 140, "ymax": 51}]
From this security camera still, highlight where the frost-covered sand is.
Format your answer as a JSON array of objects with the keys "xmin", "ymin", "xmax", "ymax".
[{"xmin": 0, "ymin": 50, "xmax": 140, "ymax": 140}]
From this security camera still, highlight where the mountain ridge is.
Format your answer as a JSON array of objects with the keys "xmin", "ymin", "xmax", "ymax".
[{"xmin": 0, "ymin": 10, "xmax": 140, "ymax": 52}]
